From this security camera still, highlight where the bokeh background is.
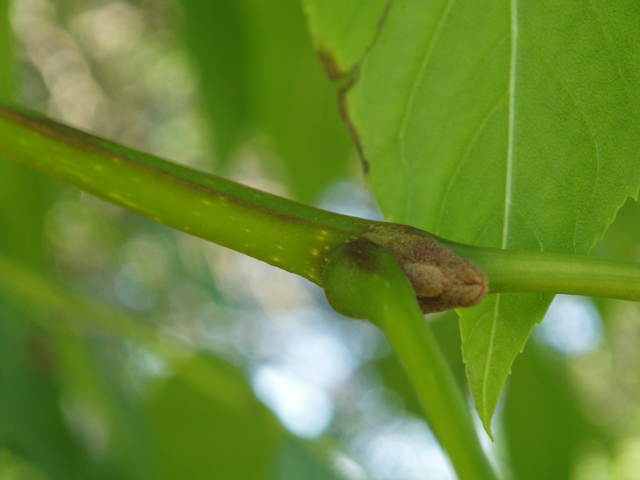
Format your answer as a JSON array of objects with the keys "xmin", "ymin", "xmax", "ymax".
[{"xmin": 1, "ymin": 1, "xmax": 640, "ymax": 479}]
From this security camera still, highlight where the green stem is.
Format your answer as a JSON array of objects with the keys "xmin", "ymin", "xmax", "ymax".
[
  {"xmin": 322, "ymin": 241, "xmax": 498, "ymax": 480},
  {"xmin": 2, "ymin": 104, "xmax": 640, "ymax": 304},
  {"xmin": 447, "ymin": 242, "xmax": 640, "ymax": 301},
  {"xmin": 0, "ymin": 105, "xmax": 358, "ymax": 284}
]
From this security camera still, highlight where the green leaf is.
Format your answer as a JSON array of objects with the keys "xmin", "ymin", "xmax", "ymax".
[
  {"xmin": 594, "ymin": 196, "xmax": 640, "ymax": 262},
  {"xmin": 53, "ymin": 332, "xmax": 157, "ymax": 480},
  {"xmin": 503, "ymin": 340, "xmax": 609, "ymax": 480},
  {"xmin": 301, "ymin": 0, "xmax": 389, "ymax": 77},
  {"xmin": 173, "ymin": 0, "xmax": 248, "ymax": 163},
  {"xmin": 270, "ymin": 438, "xmax": 341, "ymax": 480},
  {"xmin": 0, "ymin": 0, "xmax": 49, "ymax": 268},
  {"xmin": 0, "ymin": 0, "xmax": 14, "ymax": 101},
  {"xmin": 177, "ymin": 0, "xmax": 354, "ymax": 203},
  {"xmin": 144, "ymin": 355, "xmax": 284, "ymax": 480},
  {"xmin": 0, "ymin": 15, "xmax": 92, "ymax": 472},
  {"xmin": 314, "ymin": 0, "xmax": 640, "ymax": 431},
  {"xmin": 0, "ymin": 252, "xmax": 347, "ymax": 480},
  {"xmin": 0, "ymin": 304, "xmax": 104, "ymax": 480}
]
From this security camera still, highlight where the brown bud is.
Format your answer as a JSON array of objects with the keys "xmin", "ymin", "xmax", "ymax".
[{"xmin": 362, "ymin": 226, "xmax": 488, "ymax": 314}]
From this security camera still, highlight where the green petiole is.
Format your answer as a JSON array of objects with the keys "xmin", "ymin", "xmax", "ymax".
[{"xmin": 322, "ymin": 240, "xmax": 498, "ymax": 480}]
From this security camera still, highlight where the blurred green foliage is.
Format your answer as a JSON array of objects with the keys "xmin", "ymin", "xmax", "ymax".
[
  {"xmin": 0, "ymin": 0, "xmax": 12, "ymax": 101},
  {"xmin": 503, "ymin": 340, "xmax": 609, "ymax": 480},
  {"xmin": 177, "ymin": 0, "xmax": 355, "ymax": 203},
  {"xmin": 145, "ymin": 356, "xmax": 283, "ymax": 480},
  {"xmin": 0, "ymin": 2, "xmax": 91, "ymax": 478}
]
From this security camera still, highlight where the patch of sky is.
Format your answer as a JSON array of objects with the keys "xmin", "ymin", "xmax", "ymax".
[{"xmin": 535, "ymin": 295, "xmax": 603, "ymax": 355}]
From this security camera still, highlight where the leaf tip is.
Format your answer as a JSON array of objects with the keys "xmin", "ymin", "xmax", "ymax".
[{"xmin": 482, "ymin": 419, "xmax": 495, "ymax": 442}]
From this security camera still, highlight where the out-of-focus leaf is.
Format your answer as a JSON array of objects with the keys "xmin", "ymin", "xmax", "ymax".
[
  {"xmin": 145, "ymin": 355, "xmax": 284, "ymax": 480},
  {"xmin": 0, "ymin": 8, "xmax": 91, "ymax": 471},
  {"xmin": 177, "ymin": 0, "xmax": 354, "ymax": 203},
  {"xmin": 0, "ymin": 0, "xmax": 13, "ymax": 101},
  {"xmin": 301, "ymin": 0, "xmax": 389, "ymax": 77},
  {"xmin": 374, "ymin": 310, "xmax": 465, "ymax": 419},
  {"xmin": 0, "ymin": 164, "xmax": 99, "ymax": 478},
  {"xmin": 0, "ymin": 164, "xmax": 98, "ymax": 478},
  {"xmin": 54, "ymin": 332, "xmax": 157, "ymax": 480},
  {"xmin": 308, "ymin": 0, "xmax": 640, "ymax": 431},
  {"xmin": 0, "ymin": 252, "xmax": 347, "ymax": 480},
  {"xmin": 0, "ymin": 304, "xmax": 104, "ymax": 480},
  {"xmin": 503, "ymin": 339, "xmax": 609, "ymax": 480},
  {"xmin": 591, "ymin": 197, "xmax": 640, "ymax": 319},
  {"xmin": 270, "ymin": 438, "xmax": 340, "ymax": 480},
  {"xmin": 594, "ymin": 197, "xmax": 640, "ymax": 262},
  {"xmin": 0, "ymin": 249, "xmax": 141, "ymax": 480},
  {"xmin": 173, "ymin": 0, "xmax": 248, "ymax": 163},
  {"xmin": 0, "ymin": 0, "xmax": 47, "ymax": 265},
  {"xmin": 0, "ymin": 159, "xmax": 48, "ymax": 264}
]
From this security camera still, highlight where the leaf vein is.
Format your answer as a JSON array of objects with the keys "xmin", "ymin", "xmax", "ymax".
[
  {"xmin": 518, "ymin": 35, "xmax": 601, "ymax": 253},
  {"xmin": 435, "ymin": 93, "xmax": 509, "ymax": 235},
  {"xmin": 503, "ymin": 0, "xmax": 518, "ymax": 250},
  {"xmin": 482, "ymin": 294, "xmax": 501, "ymax": 419},
  {"xmin": 590, "ymin": 0, "xmax": 637, "ymax": 117},
  {"xmin": 510, "ymin": 203, "xmax": 544, "ymax": 250}
]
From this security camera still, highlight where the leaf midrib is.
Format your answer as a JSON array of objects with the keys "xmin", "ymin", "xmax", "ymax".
[
  {"xmin": 503, "ymin": 0, "xmax": 518, "ymax": 250},
  {"xmin": 481, "ymin": 0, "xmax": 519, "ymax": 422}
]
